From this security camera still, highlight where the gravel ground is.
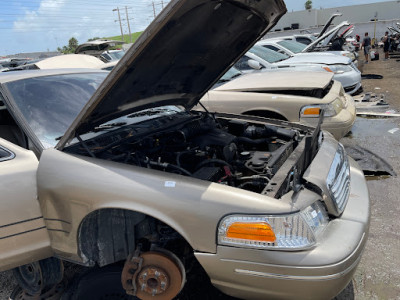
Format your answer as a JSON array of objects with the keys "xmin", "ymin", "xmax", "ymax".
[{"xmin": 1, "ymin": 49, "xmax": 400, "ymax": 300}]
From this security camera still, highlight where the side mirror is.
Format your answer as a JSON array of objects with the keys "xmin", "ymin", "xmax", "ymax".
[{"xmin": 248, "ymin": 59, "xmax": 262, "ymax": 70}]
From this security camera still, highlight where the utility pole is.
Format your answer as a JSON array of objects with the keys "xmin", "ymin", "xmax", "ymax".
[
  {"xmin": 152, "ymin": 1, "xmax": 156, "ymax": 18},
  {"xmin": 113, "ymin": 7, "xmax": 124, "ymax": 42},
  {"xmin": 161, "ymin": 0, "xmax": 164, "ymax": 9},
  {"xmin": 125, "ymin": 6, "xmax": 132, "ymax": 43}
]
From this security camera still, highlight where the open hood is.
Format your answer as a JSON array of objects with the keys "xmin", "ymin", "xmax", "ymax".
[
  {"xmin": 388, "ymin": 26, "xmax": 400, "ymax": 34},
  {"xmin": 215, "ymin": 70, "xmax": 333, "ymax": 92},
  {"xmin": 75, "ymin": 40, "xmax": 125, "ymax": 55},
  {"xmin": 317, "ymin": 13, "xmax": 342, "ymax": 38},
  {"xmin": 57, "ymin": 0, "xmax": 286, "ymax": 149},
  {"xmin": 276, "ymin": 53, "xmax": 351, "ymax": 66},
  {"xmin": 303, "ymin": 21, "xmax": 350, "ymax": 52}
]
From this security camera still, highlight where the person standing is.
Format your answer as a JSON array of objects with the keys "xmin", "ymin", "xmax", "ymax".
[
  {"xmin": 362, "ymin": 32, "xmax": 372, "ymax": 64},
  {"xmin": 383, "ymin": 31, "xmax": 390, "ymax": 60}
]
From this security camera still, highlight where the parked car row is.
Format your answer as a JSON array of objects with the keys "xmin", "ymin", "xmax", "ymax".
[{"xmin": 0, "ymin": 1, "xmax": 369, "ymax": 300}]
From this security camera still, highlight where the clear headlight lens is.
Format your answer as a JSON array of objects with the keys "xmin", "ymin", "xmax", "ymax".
[
  {"xmin": 300, "ymin": 98, "xmax": 343, "ymax": 118},
  {"xmin": 323, "ymin": 64, "xmax": 353, "ymax": 74},
  {"xmin": 218, "ymin": 202, "xmax": 329, "ymax": 250}
]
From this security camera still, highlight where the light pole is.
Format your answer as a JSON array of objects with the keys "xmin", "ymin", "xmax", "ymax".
[
  {"xmin": 113, "ymin": 8, "xmax": 125, "ymax": 42},
  {"xmin": 373, "ymin": 12, "xmax": 378, "ymax": 46}
]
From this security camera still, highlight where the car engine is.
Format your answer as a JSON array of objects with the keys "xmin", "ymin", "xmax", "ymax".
[{"xmin": 67, "ymin": 112, "xmax": 304, "ymax": 194}]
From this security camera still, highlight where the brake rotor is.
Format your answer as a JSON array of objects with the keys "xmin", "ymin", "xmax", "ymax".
[{"xmin": 122, "ymin": 251, "xmax": 184, "ymax": 300}]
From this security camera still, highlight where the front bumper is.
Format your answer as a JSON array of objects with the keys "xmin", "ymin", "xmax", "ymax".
[
  {"xmin": 195, "ymin": 158, "xmax": 370, "ymax": 300},
  {"xmin": 333, "ymin": 69, "xmax": 362, "ymax": 95}
]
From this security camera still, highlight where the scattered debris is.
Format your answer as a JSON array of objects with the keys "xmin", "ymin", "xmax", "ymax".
[
  {"xmin": 344, "ymin": 145, "xmax": 397, "ymax": 178},
  {"xmin": 356, "ymin": 112, "xmax": 400, "ymax": 117},
  {"xmin": 353, "ymin": 93, "xmax": 389, "ymax": 109},
  {"xmin": 361, "ymin": 74, "xmax": 383, "ymax": 79},
  {"xmin": 374, "ymin": 87, "xmax": 381, "ymax": 90},
  {"xmin": 388, "ymin": 128, "xmax": 400, "ymax": 134}
]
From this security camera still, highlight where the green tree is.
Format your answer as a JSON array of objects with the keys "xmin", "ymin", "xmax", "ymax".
[
  {"xmin": 87, "ymin": 37, "xmax": 101, "ymax": 42},
  {"xmin": 57, "ymin": 37, "xmax": 79, "ymax": 54},
  {"xmin": 305, "ymin": 0, "xmax": 312, "ymax": 10}
]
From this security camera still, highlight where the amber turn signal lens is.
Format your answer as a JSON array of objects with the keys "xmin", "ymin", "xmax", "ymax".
[
  {"xmin": 323, "ymin": 67, "xmax": 333, "ymax": 72},
  {"xmin": 302, "ymin": 107, "xmax": 321, "ymax": 115},
  {"xmin": 226, "ymin": 222, "xmax": 276, "ymax": 242}
]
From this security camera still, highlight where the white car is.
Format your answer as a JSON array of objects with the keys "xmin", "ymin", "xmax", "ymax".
[
  {"xmin": 236, "ymin": 45, "xmax": 362, "ymax": 95},
  {"xmin": 258, "ymin": 37, "xmax": 357, "ymax": 66}
]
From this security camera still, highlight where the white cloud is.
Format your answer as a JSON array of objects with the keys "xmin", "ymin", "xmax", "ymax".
[{"xmin": 5, "ymin": 0, "xmax": 161, "ymax": 54}]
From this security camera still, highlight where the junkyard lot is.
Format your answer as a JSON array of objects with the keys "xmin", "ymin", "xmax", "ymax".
[{"xmin": 0, "ymin": 51, "xmax": 399, "ymax": 300}]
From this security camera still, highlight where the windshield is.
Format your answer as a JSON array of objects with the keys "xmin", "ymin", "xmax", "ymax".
[
  {"xmin": 6, "ymin": 72, "xmax": 108, "ymax": 148},
  {"xmin": 101, "ymin": 50, "xmax": 125, "ymax": 61},
  {"xmin": 219, "ymin": 67, "xmax": 242, "ymax": 82},
  {"xmin": 249, "ymin": 45, "xmax": 289, "ymax": 63},
  {"xmin": 277, "ymin": 40, "xmax": 306, "ymax": 54}
]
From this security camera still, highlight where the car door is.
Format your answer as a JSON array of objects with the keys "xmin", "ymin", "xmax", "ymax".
[{"xmin": 0, "ymin": 139, "xmax": 52, "ymax": 272}]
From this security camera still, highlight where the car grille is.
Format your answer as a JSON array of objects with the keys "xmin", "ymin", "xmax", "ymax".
[
  {"xmin": 327, "ymin": 144, "xmax": 350, "ymax": 214},
  {"xmin": 344, "ymin": 84, "xmax": 357, "ymax": 93}
]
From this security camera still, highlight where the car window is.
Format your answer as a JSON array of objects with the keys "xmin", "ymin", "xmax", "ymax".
[
  {"xmin": 108, "ymin": 51, "xmax": 125, "ymax": 60},
  {"xmin": 101, "ymin": 53, "xmax": 112, "ymax": 61},
  {"xmin": 220, "ymin": 67, "xmax": 242, "ymax": 81},
  {"xmin": 234, "ymin": 56, "xmax": 253, "ymax": 71},
  {"xmin": 249, "ymin": 45, "xmax": 289, "ymax": 63},
  {"xmin": 277, "ymin": 40, "xmax": 306, "ymax": 53},
  {"xmin": 0, "ymin": 146, "xmax": 14, "ymax": 162},
  {"xmin": 263, "ymin": 45, "xmax": 281, "ymax": 52},
  {"xmin": 5, "ymin": 73, "xmax": 107, "ymax": 149},
  {"xmin": 296, "ymin": 37, "xmax": 312, "ymax": 45}
]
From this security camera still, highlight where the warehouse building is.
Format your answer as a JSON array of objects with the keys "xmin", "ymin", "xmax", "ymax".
[
  {"xmin": 273, "ymin": 1, "xmax": 400, "ymax": 31},
  {"xmin": 265, "ymin": 1, "xmax": 400, "ymax": 43}
]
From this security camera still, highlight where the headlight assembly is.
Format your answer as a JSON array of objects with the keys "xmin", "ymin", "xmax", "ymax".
[
  {"xmin": 218, "ymin": 202, "xmax": 329, "ymax": 250},
  {"xmin": 323, "ymin": 64, "xmax": 353, "ymax": 74},
  {"xmin": 300, "ymin": 98, "xmax": 343, "ymax": 118}
]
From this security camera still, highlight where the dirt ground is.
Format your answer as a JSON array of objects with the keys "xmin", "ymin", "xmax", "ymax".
[
  {"xmin": 358, "ymin": 48, "xmax": 400, "ymax": 107},
  {"xmin": 1, "ymin": 49, "xmax": 400, "ymax": 300}
]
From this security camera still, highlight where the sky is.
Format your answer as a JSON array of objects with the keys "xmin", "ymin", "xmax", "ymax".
[{"xmin": 0, "ymin": 0, "xmax": 392, "ymax": 55}]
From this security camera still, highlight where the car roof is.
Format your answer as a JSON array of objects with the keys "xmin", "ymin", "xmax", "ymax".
[{"xmin": 0, "ymin": 68, "xmax": 108, "ymax": 84}]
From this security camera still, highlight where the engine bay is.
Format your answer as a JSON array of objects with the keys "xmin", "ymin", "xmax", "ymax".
[{"xmin": 66, "ymin": 112, "xmax": 311, "ymax": 195}]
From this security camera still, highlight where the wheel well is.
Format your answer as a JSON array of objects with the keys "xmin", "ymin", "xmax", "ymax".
[
  {"xmin": 78, "ymin": 208, "xmax": 191, "ymax": 267},
  {"xmin": 243, "ymin": 110, "xmax": 287, "ymax": 121}
]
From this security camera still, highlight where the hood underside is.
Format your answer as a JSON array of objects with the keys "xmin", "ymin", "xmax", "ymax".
[
  {"xmin": 215, "ymin": 71, "xmax": 333, "ymax": 92},
  {"xmin": 57, "ymin": 0, "xmax": 287, "ymax": 149}
]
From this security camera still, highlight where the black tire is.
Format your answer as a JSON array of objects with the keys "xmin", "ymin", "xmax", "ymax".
[{"xmin": 61, "ymin": 264, "xmax": 138, "ymax": 300}]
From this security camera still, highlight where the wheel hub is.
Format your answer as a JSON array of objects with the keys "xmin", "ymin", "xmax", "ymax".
[
  {"xmin": 137, "ymin": 266, "xmax": 169, "ymax": 296},
  {"xmin": 121, "ymin": 250, "xmax": 185, "ymax": 300}
]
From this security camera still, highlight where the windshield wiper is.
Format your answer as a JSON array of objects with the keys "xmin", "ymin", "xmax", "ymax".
[
  {"xmin": 93, "ymin": 122, "xmax": 127, "ymax": 132},
  {"xmin": 127, "ymin": 108, "xmax": 177, "ymax": 118},
  {"xmin": 230, "ymin": 73, "xmax": 242, "ymax": 79}
]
